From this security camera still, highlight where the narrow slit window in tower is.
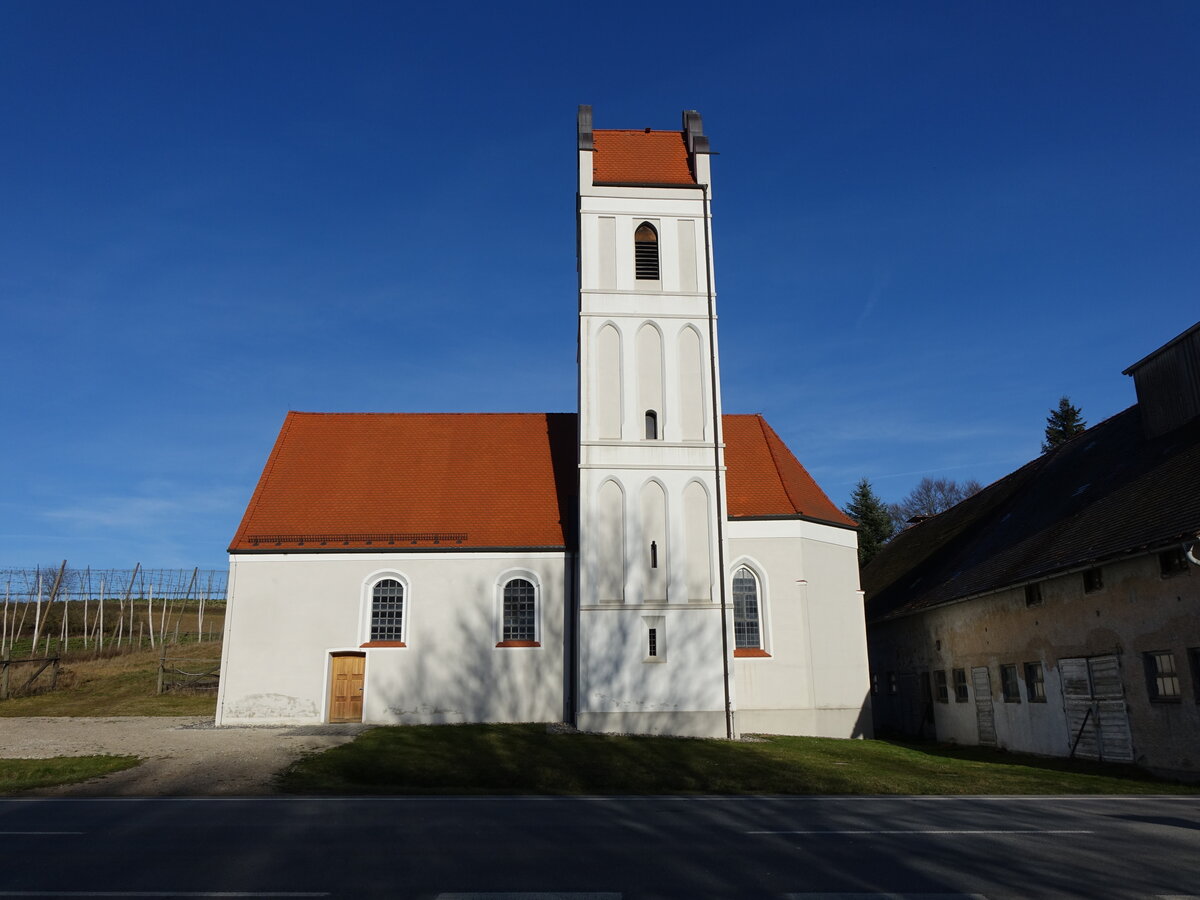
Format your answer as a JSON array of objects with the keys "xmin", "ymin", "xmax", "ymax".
[
  {"xmin": 645, "ymin": 409, "xmax": 658, "ymax": 440},
  {"xmin": 650, "ymin": 540, "xmax": 658, "ymax": 569},
  {"xmin": 635, "ymin": 222, "xmax": 659, "ymax": 280}
]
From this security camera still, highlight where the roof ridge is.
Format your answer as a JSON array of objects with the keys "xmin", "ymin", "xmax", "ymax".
[{"xmin": 754, "ymin": 415, "xmax": 795, "ymax": 514}]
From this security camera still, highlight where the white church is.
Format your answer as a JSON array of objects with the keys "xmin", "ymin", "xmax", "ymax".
[{"xmin": 215, "ymin": 108, "xmax": 872, "ymax": 739}]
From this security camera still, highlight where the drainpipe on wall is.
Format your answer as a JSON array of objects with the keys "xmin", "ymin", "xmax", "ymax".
[{"xmin": 701, "ymin": 183, "xmax": 734, "ymax": 740}]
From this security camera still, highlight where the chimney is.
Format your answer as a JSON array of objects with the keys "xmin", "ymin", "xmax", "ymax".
[{"xmin": 1123, "ymin": 321, "xmax": 1200, "ymax": 439}]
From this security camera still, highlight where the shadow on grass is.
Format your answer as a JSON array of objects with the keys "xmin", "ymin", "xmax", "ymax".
[
  {"xmin": 276, "ymin": 724, "xmax": 1200, "ymax": 796},
  {"xmin": 878, "ymin": 737, "xmax": 1190, "ymax": 788}
]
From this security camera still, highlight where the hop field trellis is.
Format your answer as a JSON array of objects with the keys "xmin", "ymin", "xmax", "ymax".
[{"xmin": 0, "ymin": 563, "xmax": 227, "ymax": 661}]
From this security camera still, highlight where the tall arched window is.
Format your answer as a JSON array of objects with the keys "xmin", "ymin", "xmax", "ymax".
[
  {"xmin": 634, "ymin": 222, "xmax": 659, "ymax": 280},
  {"xmin": 645, "ymin": 409, "xmax": 659, "ymax": 440},
  {"xmin": 500, "ymin": 577, "xmax": 538, "ymax": 645},
  {"xmin": 370, "ymin": 578, "xmax": 405, "ymax": 642},
  {"xmin": 732, "ymin": 566, "xmax": 762, "ymax": 651}
]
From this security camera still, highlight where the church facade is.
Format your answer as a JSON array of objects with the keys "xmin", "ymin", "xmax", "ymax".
[{"xmin": 215, "ymin": 108, "xmax": 872, "ymax": 739}]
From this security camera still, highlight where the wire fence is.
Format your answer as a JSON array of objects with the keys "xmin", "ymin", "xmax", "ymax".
[{"xmin": 1, "ymin": 563, "xmax": 227, "ymax": 660}]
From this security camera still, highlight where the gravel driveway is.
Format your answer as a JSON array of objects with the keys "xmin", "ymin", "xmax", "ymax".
[{"xmin": 0, "ymin": 717, "xmax": 369, "ymax": 796}]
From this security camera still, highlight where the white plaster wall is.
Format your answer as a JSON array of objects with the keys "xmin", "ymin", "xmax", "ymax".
[
  {"xmin": 217, "ymin": 552, "xmax": 567, "ymax": 726},
  {"xmin": 727, "ymin": 519, "xmax": 872, "ymax": 738},
  {"xmin": 576, "ymin": 603, "xmax": 730, "ymax": 736}
]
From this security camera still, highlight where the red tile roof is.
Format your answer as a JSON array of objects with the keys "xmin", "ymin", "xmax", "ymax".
[
  {"xmin": 229, "ymin": 412, "xmax": 851, "ymax": 553},
  {"xmin": 592, "ymin": 129, "xmax": 696, "ymax": 185},
  {"xmin": 723, "ymin": 415, "xmax": 857, "ymax": 527}
]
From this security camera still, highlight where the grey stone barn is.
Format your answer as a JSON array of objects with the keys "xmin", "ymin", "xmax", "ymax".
[{"xmin": 864, "ymin": 321, "xmax": 1200, "ymax": 781}]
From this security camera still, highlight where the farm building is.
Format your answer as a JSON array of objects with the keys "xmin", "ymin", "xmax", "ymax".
[
  {"xmin": 864, "ymin": 322, "xmax": 1200, "ymax": 779},
  {"xmin": 216, "ymin": 108, "xmax": 873, "ymax": 739}
]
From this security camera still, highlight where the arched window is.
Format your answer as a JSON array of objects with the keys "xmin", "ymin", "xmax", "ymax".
[
  {"xmin": 370, "ymin": 578, "xmax": 405, "ymax": 642},
  {"xmin": 500, "ymin": 577, "xmax": 538, "ymax": 645},
  {"xmin": 634, "ymin": 222, "xmax": 659, "ymax": 280},
  {"xmin": 732, "ymin": 566, "xmax": 762, "ymax": 651},
  {"xmin": 645, "ymin": 409, "xmax": 659, "ymax": 440}
]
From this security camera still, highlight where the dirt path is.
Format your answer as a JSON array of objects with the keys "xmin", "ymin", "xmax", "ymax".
[{"xmin": 0, "ymin": 717, "xmax": 369, "ymax": 796}]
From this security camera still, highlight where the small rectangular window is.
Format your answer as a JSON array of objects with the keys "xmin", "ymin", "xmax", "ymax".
[
  {"xmin": 934, "ymin": 669, "xmax": 949, "ymax": 703},
  {"xmin": 1024, "ymin": 583, "xmax": 1043, "ymax": 607},
  {"xmin": 1024, "ymin": 662, "xmax": 1047, "ymax": 702},
  {"xmin": 1160, "ymin": 547, "xmax": 1189, "ymax": 577},
  {"xmin": 1145, "ymin": 651, "xmax": 1181, "ymax": 701},
  {"xmin": 870, "ymin": 673, "xmax": 879, "ymax": 695},
  {"xmin": 1082, "ymin": 567, "xmax": 1103, "ymax": 593},
  {"xmin": 887, "ymin": 672, "xmax": 898, "ymax": 695},
  {"xmin": 1001, "ymin": 664, "xmax": 1021, "ymax": 702},
  {"xmin": 642, "ymin": 615, "xmax": 665, "ymax": 662},
  {"xmin": 953, "ymin": 668, "xmax": 969, "ymax": 702}
]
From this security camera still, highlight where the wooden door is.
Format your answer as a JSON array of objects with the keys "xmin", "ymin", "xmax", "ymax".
[
  {"xmin": 329, "ymin": 653, "xmax": 365, "ymax": 723},
  {"xmin": 1061, "ymin": 655, "xmax": 1133, "ymax": 762},
  {"xmin": 972, "ymin": 666, "xmax": 996, "ymax": 746}
]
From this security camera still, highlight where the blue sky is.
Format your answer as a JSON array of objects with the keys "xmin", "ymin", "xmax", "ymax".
[{"xmin": 2, "ymin": 2, "xmax": 1198, "ymax": 570}]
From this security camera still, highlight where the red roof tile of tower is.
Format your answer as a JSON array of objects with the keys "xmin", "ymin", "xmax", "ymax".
[
  {"xmin": 229, "ymin": 412, "xmax": 853, "ymax": 553},
  {"xmin": 592, "ymin": 129, "xmax": 696, "ymax": 185}
]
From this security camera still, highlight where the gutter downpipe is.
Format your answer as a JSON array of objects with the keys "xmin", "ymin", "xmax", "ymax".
[{"xmin": 701, "ymin": 182, "xmax": 734, "ymax": 740}]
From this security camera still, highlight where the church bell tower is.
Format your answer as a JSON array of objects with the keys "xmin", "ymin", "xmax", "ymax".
[{"xmin": 575, "ymin": 106, "xmax": 734, "ymax": 738}]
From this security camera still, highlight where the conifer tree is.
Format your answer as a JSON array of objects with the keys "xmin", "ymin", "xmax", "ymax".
[
  {"xmin": 844, "ymin": 478, "xmax": 895, "ymax": 568},
  {"xmin": 1042, "ymin": 395, "xmax": 1086, "ymax": 452}
]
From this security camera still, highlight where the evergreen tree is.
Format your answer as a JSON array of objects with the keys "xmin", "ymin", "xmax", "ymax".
[
  {"xmin": 1042, "ymin": 395, "xmax": 1086, "ymax": 452},
  {"xmin": 844, "ymin": 478, "xmax": 895, "ymax": 568}
]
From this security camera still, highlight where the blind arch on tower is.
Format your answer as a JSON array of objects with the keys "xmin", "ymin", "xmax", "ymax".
[
  {"xmin": 637, "ymin": 322, "xmax": 663, "ymax": 441},
  {"xmin": 595, "ymin": 479, "xmax": 625, "ymax": 603},
  {"xmin": 595, "ymin": 323, "xmax": 622, "ymax": 440},
  {"xmin": 634, "ymin": 222, "xmax": 660, "ymax": 281},
  {"xmin": 678, "ymin": 325, "xmax": 706, "ymax": 441}
]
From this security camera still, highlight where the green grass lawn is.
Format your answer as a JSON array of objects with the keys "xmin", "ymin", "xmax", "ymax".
[
  {"xmin": 277, "ymin": 723, "xmax": 1199, "ymax": 796},
  {"xmin": 0, "ymin": 756, "xmax": 140, "ymax": 794},
  {"xmin": 0, "ymin": 645, "xmax": 218, "ymax": 717}
]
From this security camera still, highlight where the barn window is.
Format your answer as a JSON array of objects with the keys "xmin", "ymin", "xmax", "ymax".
[
  {"xmin": 934, "ymin": 669, "xmax": 949, "ymax": 703},
  {"xmin": 953, "ymin": 667, "xmax": 969, "ymax": 702},
  {"xmin": 1001, "ymin": 664, "xmax": 1021, "ymax": 702},
  {"xmin": 634, "ymin": 222, "xmax": 659, "ymax": 280},
  {"xmin": 370, "ymin": 578, "xmax": 405, "ymax": 642},
  {"xmin": 732, "ymin": 566, "xmax": 762, "ymax": 652},
  {"xmin": 1024, "ymin": 583, "xmax": 1043, "ymax": 607},
  {"xmin": 1145, "ymin": 651, "xmax": 1181, "ymax": 701},
  {"xmin": 1024, "ymin": 662, "xmax": 1047, "ymax": 702},
  {"xmin": 499, "ymin": 577, "xmax": 538, "ymax": 646},
  {"xmin": 1159, "ymin": 547, "xmax": 1189, "ymax": 577}
]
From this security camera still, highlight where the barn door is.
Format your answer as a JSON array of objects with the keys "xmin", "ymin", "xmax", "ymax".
[
  {"xmin": 1060, "ymin": 655, "xmax": 1132, "ymax": 762},
  {"xmin": 329, "ymin": 653, "xmax": 365, "ymax": 723},
  {"xmin": 972, "ymin": 666, "xmax": 997, "ymax": 746}
]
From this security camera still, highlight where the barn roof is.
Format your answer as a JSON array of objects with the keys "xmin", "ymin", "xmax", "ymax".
[
  {"xmin": 862, "ymin": 404, "xmax": 1200, "ymax": 622},
  {"xmin": 229, "ymin": 412, "xmax": 852, "ymax": 553}
]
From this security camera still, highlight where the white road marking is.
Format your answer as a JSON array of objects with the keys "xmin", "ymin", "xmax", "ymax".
[{"xmin": 750, "ymin": 829, "xmax": 1094, "ymax": 835}]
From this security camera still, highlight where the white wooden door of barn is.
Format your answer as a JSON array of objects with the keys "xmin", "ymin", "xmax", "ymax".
[{"xmin": 1060, "ymin": 655, "xmax": 1133, "ymax": 763}]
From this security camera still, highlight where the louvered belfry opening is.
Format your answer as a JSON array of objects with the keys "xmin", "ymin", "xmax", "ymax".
[{"xmin": 634, "ymin": 222, "xmax": 659, "ymax": 280}]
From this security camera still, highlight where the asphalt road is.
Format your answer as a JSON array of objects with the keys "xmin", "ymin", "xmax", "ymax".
[{"xmin": 0, "ymin": 795, "xmax": 1197, "ymax": 899}]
